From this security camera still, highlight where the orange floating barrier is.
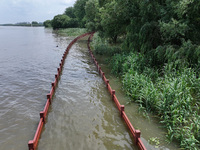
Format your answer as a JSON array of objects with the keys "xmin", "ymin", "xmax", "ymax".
[
  {"xmin": 28, "ymin": 32, "xmax": 92, "ymax": 150},
  {"xmin": 28, "ymin": 32, "xmax": 146, "ymax": 150},
  {"xmin": 87, "ymin": 32, "xmax": 147, "ymax": 150}
]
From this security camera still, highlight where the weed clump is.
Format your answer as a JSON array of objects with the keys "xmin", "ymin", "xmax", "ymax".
[
  {"xmin": 57, "ymin": 28, "xmax": 87, "ymax": 37},
  {"xmin": 91, "ymin": 33, "xmax": 200, "ymax": 149}
]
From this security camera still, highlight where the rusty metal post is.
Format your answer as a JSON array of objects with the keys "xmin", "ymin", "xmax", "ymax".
[
  {"xmin": 40, "ymin": 111, "xmax": 45, "ymax": 123},
  {"xmin": 54, "ymin": 75, "xmax": 58, "ymax": 86},
  {"xmin": 120, "ymin": 105, "xmax": 125, "ymax": 117},
  {"xmin": 112, "ymin": 90, "xmax": 115, "ymax": 100},
  {"xmin": 28, "ymin": 140, "xmax": 34, "ymax": 150},
  {"xmin": 102, "ymin": 72, "xmax": 105, "ymax": 79},
  {"xmin": 106, "ymin": 79, "xmax": 109, "ymax": 88},
  {"xmin": 51, "ymin": 82, "xmax": 55, "ymax": 88},
  {"xmin": 135, "ymin": 130, "xmax": 141, "ymax": 144},
  {"xmin": 47, "ymin": 94, "xmax": 51, "ymax": 104}
]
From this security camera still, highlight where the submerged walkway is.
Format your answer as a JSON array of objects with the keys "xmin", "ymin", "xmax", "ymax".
[{"xmin": 28, "ymin": 33, "xmax": 146, "ymax": 150}]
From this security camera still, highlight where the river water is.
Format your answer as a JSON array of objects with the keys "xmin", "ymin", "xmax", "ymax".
[{"xmin": 0, "ymin": 27, "xmax": 178, "ymax": 150}]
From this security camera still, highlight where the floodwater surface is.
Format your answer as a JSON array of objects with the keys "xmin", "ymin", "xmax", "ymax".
[
  {"xmin": 0, "ymin": 26, "xmax": 69, "ymax": 150},
  {"xmin": 38, "ymin": 39, "xmax": 135, "ymax": 150},
  {"xmin": 0, "ymin": 27, "xmax": 179, "ymax": 150}
]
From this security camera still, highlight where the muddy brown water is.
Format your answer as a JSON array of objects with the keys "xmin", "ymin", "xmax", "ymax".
[{"xmin": 0, "ymin": 27, "xmax": 179, "ymax": 150}]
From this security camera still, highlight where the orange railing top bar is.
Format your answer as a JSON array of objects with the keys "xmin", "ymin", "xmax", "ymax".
[
  {"xmin": 28, "ymin": 32, "xmax": 92, "ymax": 150},
  {"xmin": 87, "ymin": 32, "xmax": 147, "ymax": 150},
  {"xmin": 28, "ymin": 32, "xmax": 146, "ymax": 150}
]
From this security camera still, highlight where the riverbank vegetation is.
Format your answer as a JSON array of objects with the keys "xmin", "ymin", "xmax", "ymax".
[
  {"xmin": 56, "ymin": 28, "xmax": 87, "ymax": 37},
  {"xmin": 46, "ymin": 0, "xmax": 200, "ymax": 149}
]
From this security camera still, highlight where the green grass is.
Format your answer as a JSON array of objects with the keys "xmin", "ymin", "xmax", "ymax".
[
  {"xmin": 122, "ymin": 58, "xmax": 200, "ymax": 149},
  {"xmin": 56, "ymin": 28, "xmax": 87, "ymax": 37},
  {"xmin": 91, "ymin": 33, "xmax": 200, "ymax": 149}
]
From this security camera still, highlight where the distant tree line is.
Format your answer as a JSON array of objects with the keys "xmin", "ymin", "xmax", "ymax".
[
  {"xmin": 44, "ymin": 0, "xmax": 200, "ymax": 70},
  {"xmin": 45, "ymin": 0, "xmax": 200, "ymax": 50},
  {"xmin": 0, "ymin": 21, "xmax": 43, "ymax": 27},
  {"xmin": 44, "ymin": 0, "xmax": 200, "ymax": 69},
  {"xmin": 44, "ymin": 0, "xmax": 87, "ymax": 30}
]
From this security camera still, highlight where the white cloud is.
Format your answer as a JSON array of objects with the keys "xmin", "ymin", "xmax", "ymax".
[
  {"xmin": 0, "ymin": 0, "xmax": 76, "ymax": 24},
  {"xmin": 59, "ymin": 0, "xmax": 77, "ymax": 5}
]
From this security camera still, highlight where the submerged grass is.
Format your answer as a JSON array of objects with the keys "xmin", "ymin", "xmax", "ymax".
[
  {"xmin": 120, "ymin": 57, "xmax": 200, "ymax": 149},
  {"xmin": 56, "ymin": 28, "xmax": 87, "ymax": 37},
  {"xmin": 91, "ymin": 33, "xmax": 200, "ymax": 149}
]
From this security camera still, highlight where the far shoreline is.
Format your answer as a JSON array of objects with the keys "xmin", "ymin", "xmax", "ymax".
[{"xmin": 0, "ymin": 24, "xmax": 44, "ymax": 27}]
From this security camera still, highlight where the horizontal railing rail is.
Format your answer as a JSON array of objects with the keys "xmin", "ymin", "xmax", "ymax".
[
  {"xmin": 87, "ymin": 33, "xmax": 147, "ymax": 150},
  {"xmin": 28, "ymin": 32, "xmax": 146, "ymax": 150},
  {"xmin": 28, "ymin": 32, "xmax": 92, "ymax": 150}
]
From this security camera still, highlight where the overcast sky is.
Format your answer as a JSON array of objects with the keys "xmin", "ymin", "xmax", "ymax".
[{"xmin": 0, "ymin": 0, "xmax": 76, "ymax": 24}]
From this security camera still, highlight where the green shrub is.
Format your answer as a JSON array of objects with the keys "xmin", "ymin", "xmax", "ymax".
[
  {"xmin": 121, "ymin": 58, "xmax": 200, "ymax": 149},
  {"xmin": 91, "ymin": 33, "xmax": 122, "ymax": 56},
  {"xmin": 109, "ymin": 54, "xmax": 127, "ymax": 75},
  {"xmin": 57, "ymin": 28, "xmax": 87, "ymax": 36},
  {"xmin": 92, "ymin": 32, "xmax": 200, "ymax": 149}
]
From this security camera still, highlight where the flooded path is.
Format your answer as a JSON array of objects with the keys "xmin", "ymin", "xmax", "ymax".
[
  {"xmin": 0, "ymin": 27, "xmax": 179, "ymax": 150},
  {"xmin": 38, "ymin": 37, "xmax": 136, "ymax": 150}
]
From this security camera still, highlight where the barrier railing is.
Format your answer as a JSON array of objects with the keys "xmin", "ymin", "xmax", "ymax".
[
  {"xmin": 28, "ymin": 32, "xmax": 92, "ymax": 150},
  {"xmin": 28, "ymin": 32, "xmax": 146, "ymax": 150},
  {"xmin": 87, "ymin": 33, "xmax": 147, "ymax": 150}
]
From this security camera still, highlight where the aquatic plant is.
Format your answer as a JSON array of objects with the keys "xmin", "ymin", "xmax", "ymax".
[
  {"xmin": 91, "ymin": 32, "xmax": 200, "ymax": 150},
  {"xmin": 57, "ymin": 28, "xmax": 87, "ymax": 36}
]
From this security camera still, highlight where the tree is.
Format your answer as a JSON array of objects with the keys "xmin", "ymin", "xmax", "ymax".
[
  {"xmin": 99, "ymin": 0, "xmax": 129, "ymax": 43},
  {"xmin": 64, "ymin": 7, "xmax": 76, "ymax": 18},
  {"xmin": 74, "ymin": 0, "xmax": 88, "ymax": 28},
  {"xmin": 51, "ymin": 15, "xmax": 71, "ymax": 29},
  {"xmin": 85, "ymin": 0, "xmax": 101, "ymax": 31},
  {"xmin": 43, "ymin": 20, "xmax": 52, "ymax": 28},
  {"xmin": 31, "ymin": 21, "xmax": 39, "ymax": 26}
]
